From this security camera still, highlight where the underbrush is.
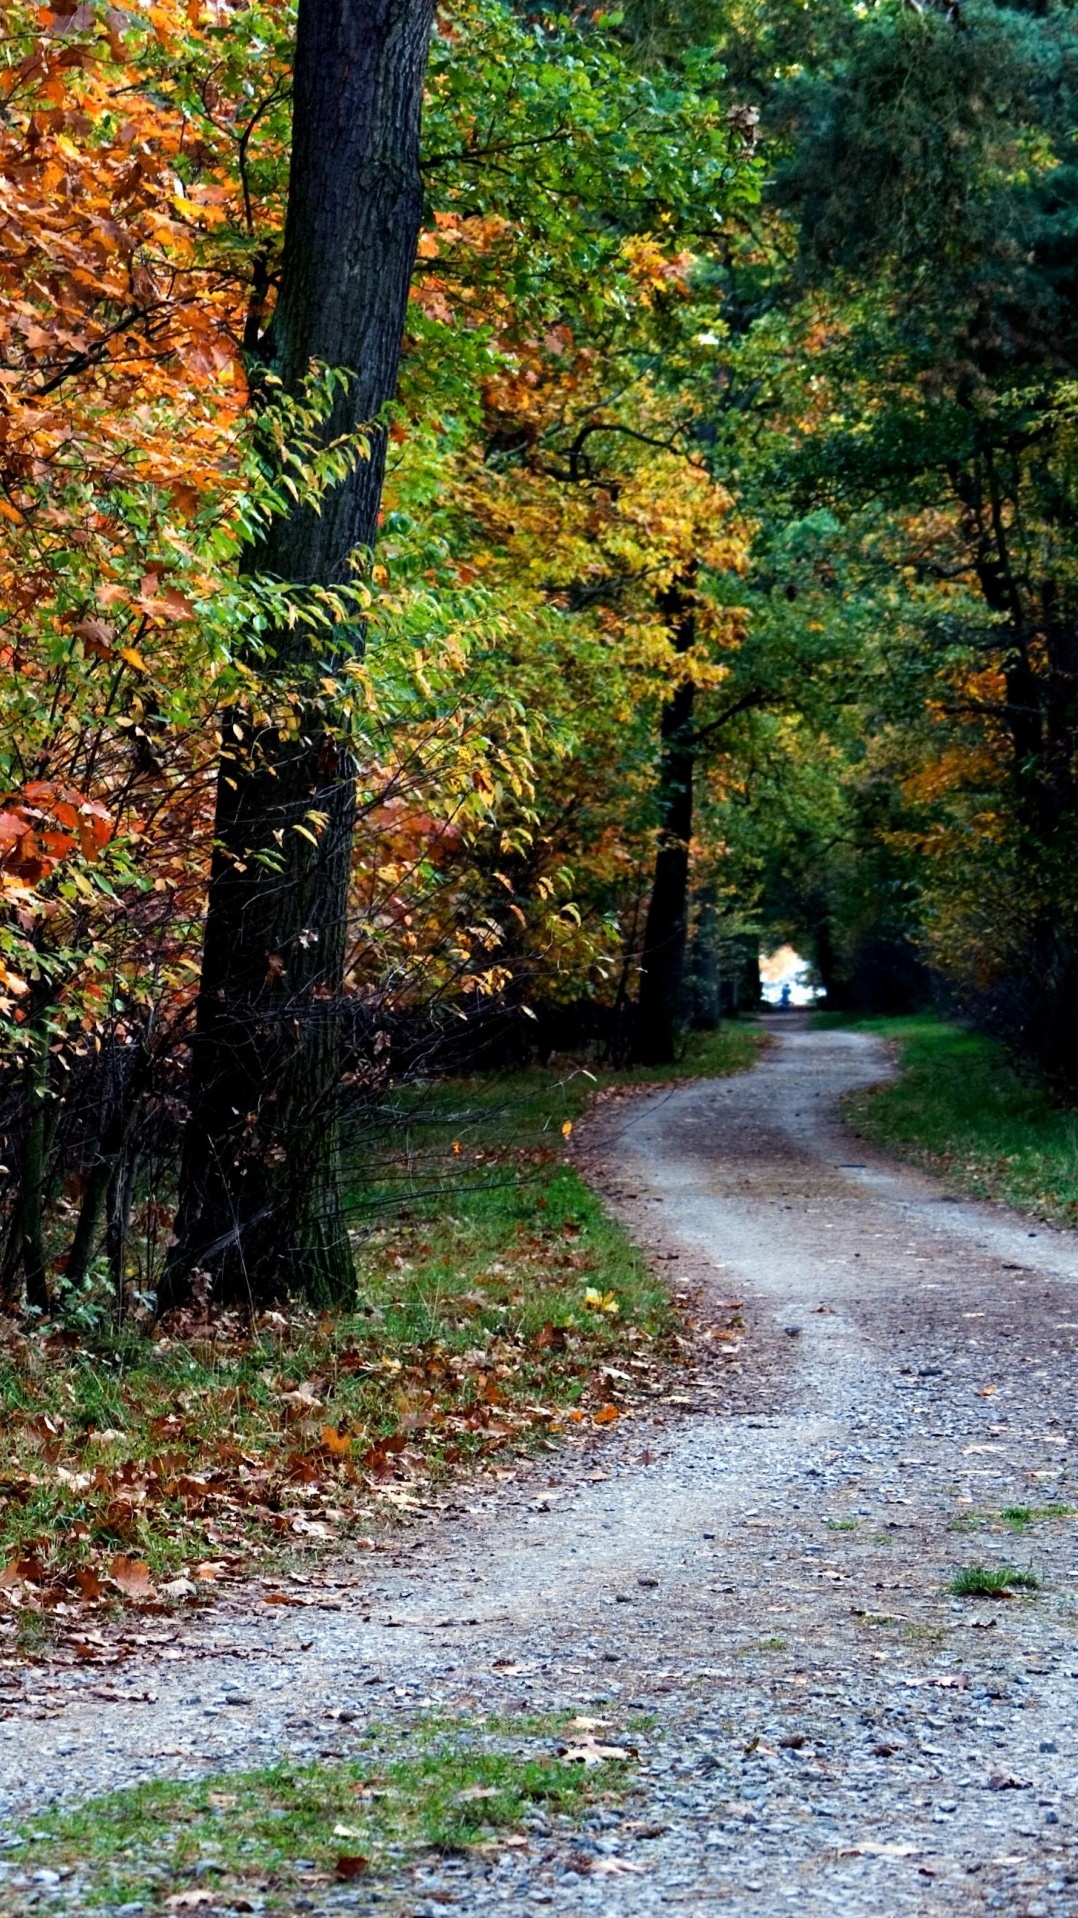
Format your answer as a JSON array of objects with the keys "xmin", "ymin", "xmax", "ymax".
[
  {"xmin": 834, "ymin": 1015, "xmax": 1078, "ymax": 1225},
  {"xmin": 0, "ymin": 1714, "xmax": 634, "ymax": 1913},
  {"xmin": 0, "ymin": 1024, "xmax": 763, "ymax": 1636}
]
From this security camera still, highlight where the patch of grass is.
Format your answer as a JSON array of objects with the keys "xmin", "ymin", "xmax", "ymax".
[
  {"xmin": 825, "ymin": 1518, "xmax": 858, "ymax": 1531},
  {"xmin": 948, "ymin": 1512, "xmax": 988, "ymax": 1533},
  {"xmin": 0, "ymin": 1027, "xmax": 763, "ymax": 1625},
  {"xmin": 0, "ymin": 1717, "xmax": 628, "ymax": 1913},
  {"xmin": 949, "ymin": 1562, "xmax": 1040, "ymax": 1597},
  {"xmin": 1000, "ymin": 1503, "xmax": 1073, "ymax": 1531},
  {"xmin": 901, "ymin": 1623, "xmax": 945, "ymax": 1645},
  {"xmin": 833, "ymin": 1013, "xmax": 1078, "ymax": 1225}
]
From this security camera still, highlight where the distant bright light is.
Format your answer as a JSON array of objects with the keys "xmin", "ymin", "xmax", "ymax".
[{"xmin": 760, "ymin": 944, "xmax": 824, "ymax": 1008}]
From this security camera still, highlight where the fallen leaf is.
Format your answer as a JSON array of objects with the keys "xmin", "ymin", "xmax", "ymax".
[
  {"xmin": 561, "ymin": 1736, "xmax": 632, "ymax": 1765},
  {"xmin": 534, "ymin": 1322, "xmax": 567, "ymax": 1352},
  {"xmin": 165, "ymin": 1894, "xmax": 218, "ymax": 1911},
  {"xmin": 593, "ymin": 1403, "xmax": 620, "ymax": 1426},
  {"xmin": 840, "ymin": 1841, "xmax": 920, "ymax": 1859},
  {"xmin": 591, "ymin": 1858, "xmax": 645, "ymax": 1875},
  {"xmin": 160, "ymin": 1577, "xmax": 197, "ymax": 1601},
  {"xmin": 583, "ymin": 1287, "xmax": 619, "ymax": 1317},
  {"xmin": 108, "ymin": 1556, "xmax": 157, "ymax": 1601},
  {"xmin": 335, "ymin": 1853, "xmax": 369, "ymax": 1880}
]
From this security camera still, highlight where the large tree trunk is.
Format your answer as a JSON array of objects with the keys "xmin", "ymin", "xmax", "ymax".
[
  {"xmin": 633, "ymin": 591, "xmax": 696, "ymax": 1067},
  {"xmin": 161, "ymin": 0, "xmax": 435, "ymax": 1312}
]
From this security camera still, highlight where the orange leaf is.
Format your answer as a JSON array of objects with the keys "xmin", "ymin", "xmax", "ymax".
[
  {"xmin": 74, "ymin": 616, "xmax": 114, "ymax": 657},
  {"xmin": 117, "ymin": 646, "xmax": 147, "ymax": 672},
  {"xmin": 321, "ymin": 1425, "xmax": 352, "ymax": 1456},
  {"xmin": 108, "ymin": 1555, "xmax": 157, "ymax": 1601},
  {"xmin": 593, "ymin": 1403, "xmax": 619, "ymax": 1426},
  {"xmin": 160, "ymin": 586, "xmax": 195, "ymax": 620}
]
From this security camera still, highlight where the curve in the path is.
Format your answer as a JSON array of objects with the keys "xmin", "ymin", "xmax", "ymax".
[{"xmin": 2, "ymin": 1025, "xmax": 1077, "ymax": 1918}]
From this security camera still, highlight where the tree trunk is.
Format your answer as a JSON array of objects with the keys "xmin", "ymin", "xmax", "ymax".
[
  {"xmin": 0, "ymin": 1025, "xmax": 58, "ymax": 1314},
  {"xmin": 633, "ymin": 591, "xmax": 696, "ymax": 1067},
  {"xmin": 13, "ymin": 1032, "xmax": 51, "ymax": 1314},
  {"xmin": 687, "ymin": 881, "xmax": 721, "ymax": 1030},
  {"xmin": 161, "ymin": 0, "xmax": 436, "ymax": 1312}
]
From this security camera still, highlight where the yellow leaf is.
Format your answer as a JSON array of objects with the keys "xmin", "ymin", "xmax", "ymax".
[
  {"xmin": 583, "ymin": 1287, "xmax": 619, "ymax": 1317},
  {"xmin": 561, "ymin": 1119, "xmax": 573, "ymax": 1139},
  {"xmin": 118, "ymin": 646, "xmax": 147, "ymax": 672}
]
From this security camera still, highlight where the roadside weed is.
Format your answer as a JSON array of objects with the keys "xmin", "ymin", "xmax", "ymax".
[{"xmin": 949, "ymin": 1563, "xmax": 1040, "ymax": 1597}]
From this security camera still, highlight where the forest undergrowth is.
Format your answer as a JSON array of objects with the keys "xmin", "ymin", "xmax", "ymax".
[{"xmin": 0, "ymin": 1026, "xmax": 762, "ymax": 1651}]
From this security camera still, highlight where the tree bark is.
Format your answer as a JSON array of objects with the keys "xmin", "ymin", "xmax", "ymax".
[
  {"xmin": 162, "ymin": 0, "xmax": 436, "ymax": 1312},
  {"xmin": 633, "ymin": 590, "xmax": 696, "ymax": 1067},
  {"xmin": 687, "ymin": 881, "xmax": 721, "ymax": 1030}
]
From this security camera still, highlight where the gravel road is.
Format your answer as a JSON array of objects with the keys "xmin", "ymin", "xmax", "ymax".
[{"xmin": 4, "ymin": 1021, "xmax": 1078, "ymax": 1916}]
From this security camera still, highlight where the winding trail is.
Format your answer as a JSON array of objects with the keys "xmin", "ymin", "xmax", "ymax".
[{"xmin": 4, "ymin": 1022, "xmax": 1078, "ymax": 1915}]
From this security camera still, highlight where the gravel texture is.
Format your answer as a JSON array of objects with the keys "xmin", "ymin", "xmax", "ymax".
[{"xmin": 3, "ymin": 1020, "xmax": 1078, "ymax": 1915}]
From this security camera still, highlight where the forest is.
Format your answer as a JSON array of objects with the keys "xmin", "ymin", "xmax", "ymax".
[
  {"xmin": 2, "ymin": 0, "xmax": 1078, "ymax": 1902},
  {"xmin": 3, "ymin": 0, "xmax": 1076, "ymax": 1322}
]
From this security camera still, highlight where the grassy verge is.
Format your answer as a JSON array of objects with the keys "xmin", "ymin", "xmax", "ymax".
[
  {"xmin": 834, "ymin": 1014, "xmax": 1078, "ymax": 1225},
  {"xmin": 0, "ymin": 1022, "xmax": 763, "ymax": 1634},
  {"xmin": 0, "ymin": 1714, "xmax": 633, "ymax": 1913}
]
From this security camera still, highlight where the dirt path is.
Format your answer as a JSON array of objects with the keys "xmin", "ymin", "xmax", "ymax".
[{"xmin": 4, "ymin": 1023, "xmax": 1078, "ymax": 1915}]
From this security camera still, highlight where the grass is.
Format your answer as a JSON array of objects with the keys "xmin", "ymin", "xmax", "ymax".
[
  {"xmin": 948, "ymin": 1562, "xmax": 1040, "ymax": 1597},
  {"xmin": 0, "ymin": 1023, "xmax": 765, "ymax": 1629},
  {"xmin": 948, "ymin": 1505, "xmax": 1072, "ymax": 1534},
  {"xmin": 1000, "ymin": 1503, "xmax": 1072, "ymax": 1531},
  {"xmin": 832, "ymin": 1014, "xmax": 1078, "ymax": 1225},
  {"xmin": 0, "ymin": 1715, "xmax": 630, "ymax": 1913}
]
